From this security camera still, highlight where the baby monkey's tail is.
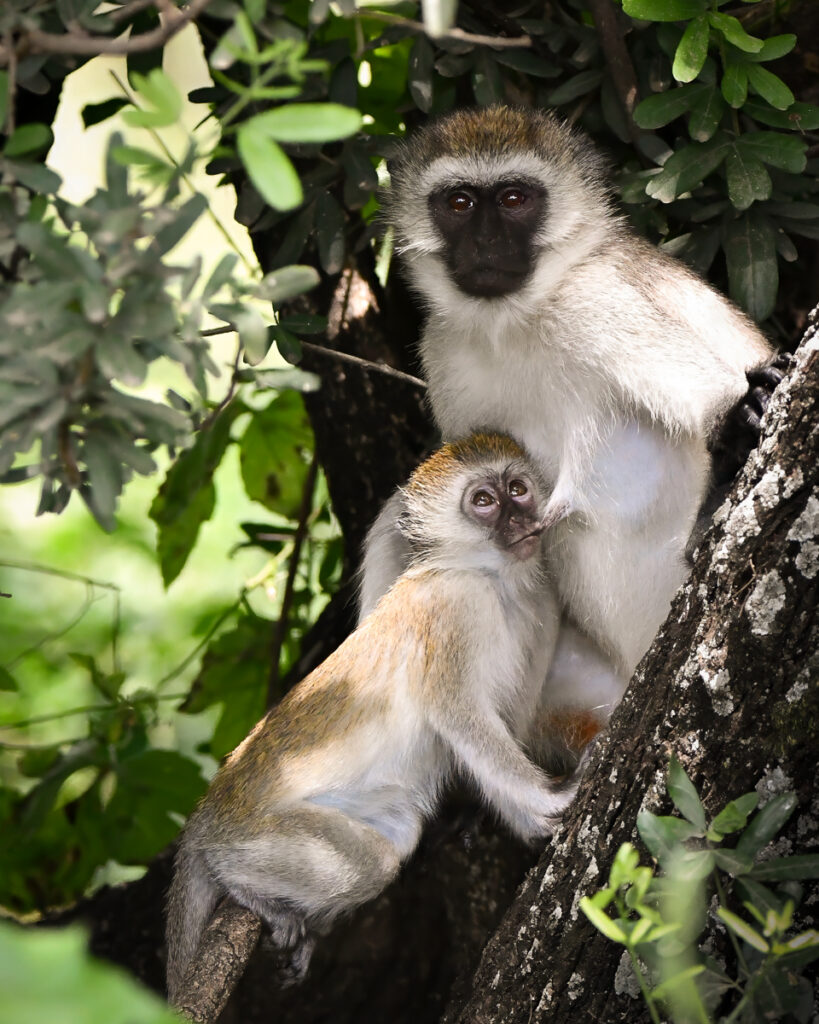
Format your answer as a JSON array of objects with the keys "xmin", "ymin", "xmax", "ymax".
[{"xmin": 165, "ymin": 842, "xmax": 220, "ymax": 1006}]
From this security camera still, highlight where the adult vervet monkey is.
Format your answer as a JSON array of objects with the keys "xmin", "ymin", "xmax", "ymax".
[
  {"xmin": 167, "ymin": 433, "xmax": 580, "ymax": 1003},
  {"xmin": 360, "ymin": 105, "xmax": 774, "ymax": 746}
]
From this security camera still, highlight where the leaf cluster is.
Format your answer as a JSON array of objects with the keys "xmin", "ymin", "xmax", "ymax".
[{"xmin": 580, "ymin": 757, "xmax": 819, "ymax": 1023}]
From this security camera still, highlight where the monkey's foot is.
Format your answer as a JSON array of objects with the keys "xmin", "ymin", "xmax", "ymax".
[{"xmin": 269, "ymin": 934, "xmax": 316, "ymax": 989}]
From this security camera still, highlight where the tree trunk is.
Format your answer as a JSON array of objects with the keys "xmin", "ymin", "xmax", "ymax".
[{"xmin": 444, "ymin": 307, "xmax": 819, "ymax": 1023}]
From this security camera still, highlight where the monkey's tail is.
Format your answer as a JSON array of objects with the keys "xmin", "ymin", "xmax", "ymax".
[{"xmin": 165, "ymin": 841, "xmax": 220, "ymax": 1006}]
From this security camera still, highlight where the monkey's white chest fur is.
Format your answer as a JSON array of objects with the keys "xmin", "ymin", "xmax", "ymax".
[{"xmin": 421, "ymin": 299, "xmax": 710, "ymax": 675}]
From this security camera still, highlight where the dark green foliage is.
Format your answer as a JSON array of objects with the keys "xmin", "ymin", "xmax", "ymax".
[{"xmin": 582, "ymin": 759, "xmax": 819, "ymax": 1024}]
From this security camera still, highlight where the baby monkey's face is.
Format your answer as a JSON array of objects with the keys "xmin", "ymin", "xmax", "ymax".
[{"xmin": 463, "ymin": 469, "xmax": 544, "ymax": 561}]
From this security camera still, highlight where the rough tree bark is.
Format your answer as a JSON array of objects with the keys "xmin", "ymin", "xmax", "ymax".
[{"xmin": 444, "ymin": 310, "xmax": 819, "ymax": 1024}]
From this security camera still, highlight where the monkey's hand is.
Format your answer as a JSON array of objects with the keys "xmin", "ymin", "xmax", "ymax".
[
  {"xmin": 430, "ymin": 706, "xmax": 580, "ymax": 842},
  {"xmin": 709, "ymin": 352, "xmax": 791, "ymax": 488}
]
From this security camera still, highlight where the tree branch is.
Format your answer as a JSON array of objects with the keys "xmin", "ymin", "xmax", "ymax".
[
  {"xmin": 0, "ymin": 0, "xmax": 212, "ymax": 63},
  {"xmin": 588, "ymin": 0, "xmax": 641, "ymax": 139},
  {"xmin": 172, "ymin": 899, "xmax": 262, "ymax": 1023}
]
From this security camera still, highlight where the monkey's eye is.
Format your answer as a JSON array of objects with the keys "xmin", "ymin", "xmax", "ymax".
[
  {"xmin": 471, "ymin": 489, "xmax": 496, "ymax": 507},
  {"xmin": 499, "ymin": 189, "xmax": 526, "ymax": 209},
  {"xmin": 508, "ymin": 480, "xmax": 528, "ymax": 497},
  {"xmin": 448, "ymin": 192, "xmax": 474, "ymax": 213}
]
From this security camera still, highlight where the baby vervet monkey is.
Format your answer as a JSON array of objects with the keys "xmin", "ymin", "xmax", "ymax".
[
  {"xmin": 361, "ymin": 104, "xmax": 774, "ymax": 738},
  {"xmin": 166, "ymin": 432, "xmax": 582, "ymax": 1004}
]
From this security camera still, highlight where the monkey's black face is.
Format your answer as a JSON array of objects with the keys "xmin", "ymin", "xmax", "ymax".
[
  {"xmin": 464, "ymin": 474, "xmax": 543, "ymax": 560},
  {"xmin": 428, "ymin": 180, "xmax": 546, "ymax": 298}
]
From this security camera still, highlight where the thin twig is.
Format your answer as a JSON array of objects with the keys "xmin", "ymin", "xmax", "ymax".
[
  {"xmin": 351, "ymin": 9, "xmax": 532, "ymax": 48},
  {"xmin": 300, "ymin": 341, "xmax": 427, "ymax": 389},
  {"xmin": 196, "ymin": 342, "xmax": 243, "ymax": 434},
  {"xmin": 2, "ymin": 0, "xmax": 212, "ymax": 61},
  {"xmin": 200, "ymin": 325, "xmax": 428, "ymax": 389},
  {"xmin": 109, "ymin": 0, "xmax": 162, "ymax": 23},
  {"xmin": 267, "ymin": 454, "xmax": 318, "ymax": 708}
]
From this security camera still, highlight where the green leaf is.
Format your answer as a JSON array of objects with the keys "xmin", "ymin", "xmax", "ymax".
[
  {"xmin": 711, "ymin": 791, "xmax": 758, "ymax": 834},
  {"xmin": 746, "ymin": 64, "xmax": 795, "ymax": 110},
  {"xmin": 81, "ymin": 98, "xmax": 129, "ymax": 128},
  {"xmin": 255, "ymin": 265, "xmax": 320, "ymax": 304},
  {"xmin": 69, "ymin": 653, "xmax": 124, "ymax": 700},
  {"xmin": 153, "ymin": 193, "xmax": 207, "ymax": 256},
  {"xmin": 0, "ymin": 921, "xmax": 180, "ymax": 1024},
  {"xmin": 736, "ymin": 132, "xmax": 807, "ymax": 173},
  {"xmin": 237, "ymin": 122, "xmax": 302, "ymax": 212},
  {"xmin": 0, "ymin": 666, "xmax": 17, "ymax": 691},
  {"xmin": 721, "ymin": 63, "xmax": 748, "ymax": 107},
  {"xmin": 707, "ymin": 12, "xmax": 762, "ymax": 53},
  {"xmin": 672, "ymin": 847, "xmax": 714, "ymax": 881},
  {"xmin": 716, "ymin": 907, "xmax": 769, "ymax": 952},
  {"xmin": 155, "ymin": 483, "xmax": 215, "ymax": 588},
  {"xmin": 315, "ymin": 191, "xmax": 346, "ymax": 275},
  {"xmin": 239, "ymin": 391, "xmax": 313, "ymax": 518},
  {"xmin": 723, "ymin": 212, "xmax": 778, "ymax": 321},
  {"xmin": 234, "ymin": 304, "xmax": 270, "ymax": 365},
  {"xmin": 745, "ymin": 34, "xmax": 797, "ymax": 63},
  {"xmin": 735, "ymin": 877, "xmax": 786, "ymax": 918},
  {"xmin": 252, "ymin": 367, "xmax": 321, "ymax": 393},
  {"xmin": 623, "ymin": 0, "xmax": 707, "ymax": 21},
  {"xmin": 635, "ymin": 83, "xmax": 710, "ymax": 128},
  {"xmin": 749, "ymin": 854, "xmax": 819, "ymax": 882},
  {"xmin": 579, "ymin": 897, "xmax": 628, "ymax": 944},
  {"xmin": 725, "ymin": 149, "xmax": 771, "ymax": 210},
  {"xmin": 673, "ymin": 15, "xmax": 710, "ymax": 83},
  {"xmin": 19, "ymin": 741, "xmax": 103, "ymax": 834},
  {"xmin": 5, "ymin": 161, "xmax": 61, "ymax": 194},
  {"xmin": 546, "ymin": 70, "xmax": 603, "ymax": 106},
  {"xmin": 688, "ymin": 87, "xmax": 726, "ymax": 141},
  {"xmin": 408, "ymin": 35, "xmax": 435, "ymax": 113},
  {"xmin": 743, "ymin": 99, "xmax": 819, "ymax": 131},
  {"xmin": 667, "ymin": 756, "xmax": 706, "ymax": 830},
  {"xmin": 637, "ymin": 811, "xmax": 701, "ymax": 863},
  {"xmin": 106, "ymin": 750, "xmax": 206, "ymax": 862},
  {"xmin": 269, "ymin": 326, "xmax": 303, "ymax": 364},
  {"xmin": 245, "ymin": 103, "xmax": 362, "ymax": 144},
  {"xmin": 736, "ymin": 793, "xmax": 798, "ymax": 858},
  {"xmin": 184, "ymin": 614, "xmax": 271, "ymax": 757},
  {"xmin": 645, "ymin": 134, "xmax": 731, "ymax": 202},
  {"xmin": 122, "ymin": 69, "xmax": 182, "ymax": 128},
  {"xmin": 149, "ymin": 403, "xmax": 242, "ymax": 585},
  {"xmin": 202, "ymin": 253, "xmax": 238, "ymax": 299},
  {"xmin": 4, "ymin": 124, "xmax": 53, "ymax": 159},
  {"xmin": 651, "ymin": 964, "xmax": 706, "ymax": 1001},
  {"xmin": 82, "ymin": 433, "xmax": 124, "ymax": 532}
]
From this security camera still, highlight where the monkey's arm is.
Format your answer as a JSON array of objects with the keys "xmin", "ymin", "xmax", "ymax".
[
  {"xmin": 413, "ymin": 591, "xmax": 578, "ymax": 840},
  {"xmin": 358, "ymin": 491, "xmax": 411, "ymax": 620},
  {"xmin": 429, "ymin": 698, "xmax": 579, "ymax": 839}
]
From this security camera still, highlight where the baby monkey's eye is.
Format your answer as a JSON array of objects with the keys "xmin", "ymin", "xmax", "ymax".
[
  {"xmin": 472, "ymin": 489, "xmax": 496, "ymax": 507},
  {"xmin": 508, "ymin": 480, "xmax": 528, "ymax": 497},
  {"xmin": 499, "ymin": 189, "xmax": 526, "ymax": 209},
  {"xmin": 448, "ymin": 192, "xmax": 474, "ymax": 212}
]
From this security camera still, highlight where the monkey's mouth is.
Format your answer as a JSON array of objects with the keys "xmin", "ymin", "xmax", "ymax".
[
  {"xmin": 507, "ymin": 526, "xmax": 544, "ymax": 560},
  {"xmin": 453, "ymin": 266, "xmax": 531, "ymax": 299}
]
